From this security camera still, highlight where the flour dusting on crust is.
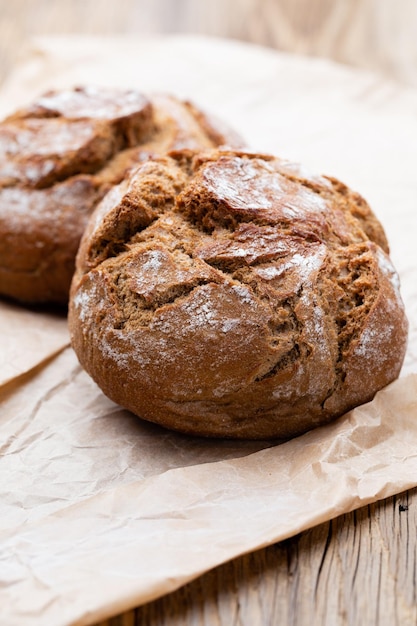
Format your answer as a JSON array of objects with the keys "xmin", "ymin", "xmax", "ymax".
[{"xmin": 69, "ymin": 148, "xmax": 408, "ymax": 439}]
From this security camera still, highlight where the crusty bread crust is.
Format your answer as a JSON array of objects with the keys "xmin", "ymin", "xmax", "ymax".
[
  {"xmin": 0, "ymin": 87, "xmax": 242, "ymax": 305},
  {"xmin": 69, "ymin": 149, "xmax": 408, "ymax": 439}
]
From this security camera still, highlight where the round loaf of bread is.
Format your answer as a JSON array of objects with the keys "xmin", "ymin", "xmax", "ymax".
[
  {"xmin": 0, "ymin": 86, "xmax": 242, "ymax": 305},
  {"xmin": 69, "ymin": 149, "xmax": 408, "ymax": 439}
]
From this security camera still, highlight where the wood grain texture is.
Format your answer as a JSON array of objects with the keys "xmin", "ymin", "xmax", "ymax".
[
  {"xmin": 1, "ymin": 0, "xmax": 417, "ymax": 87},
  {"xmin": 92, "ymin": 488, "xmax": 417, "ymax": 626}
]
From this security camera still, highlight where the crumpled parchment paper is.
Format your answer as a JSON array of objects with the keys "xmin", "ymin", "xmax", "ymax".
[{"xmin": 1, "ymin": 34, "xmax": 416, "ymax": 626}]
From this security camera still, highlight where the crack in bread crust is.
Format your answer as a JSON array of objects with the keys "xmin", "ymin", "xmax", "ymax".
[
  {"xmin": 0, "ymin": 88, "xmax": 242, "ymax": 304},
  {"xmin": 69, "ymin": 148, "xmax": 408, "ymax": 439}
]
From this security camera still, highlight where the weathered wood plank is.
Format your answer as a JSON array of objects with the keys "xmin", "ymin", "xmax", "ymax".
[{"xmin": 92, "ymin": 489, "xmax": 417, "ymax": 626}]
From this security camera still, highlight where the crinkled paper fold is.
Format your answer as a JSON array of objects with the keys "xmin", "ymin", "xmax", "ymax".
[{"xmin": 1, "ymin": 34, "xmax": 416, "ymax": 626}]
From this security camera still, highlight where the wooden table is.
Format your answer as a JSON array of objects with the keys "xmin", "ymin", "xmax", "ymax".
[
  {"xmin": 1, "ymin": 3, "xmax": 417, "ymax": 625},
  {"xmin": 102, "ymin": 490, "xmax": 417, "ymax": 625}
]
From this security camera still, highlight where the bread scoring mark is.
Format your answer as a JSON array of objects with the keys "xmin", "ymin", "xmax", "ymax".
[
  {"xmin": 145, "ymin": 281, "xmax": 274, "ymax": 399},
  {"xmin": 251, "ymin": 252, "xmax": 331, "ymax": 388},
  {"xmin": 1, "ymin": 87, "xmax": 155, "ymax": 189},
  {"xmin": 0, "ymin": 117, "xmax": 121, "ymax": 189},
  {"xmin": 125, "ymin": 246, "xmax": 224, "ymax": 310},
  {"xmin": 151, "ymin": 284, "xmax": 222, "ymax": 332},
  {"xmin": 77, "ymin": 151, "xmax": 395, "ymax": 398},
  {"xmin": 177, "ymin": 154, "xmax": 333, "ymax": 239},
  {"xmin": 1, "ymin": 89, "xmax": 243, "ymax": 305},
  {"xmin": 270, "ymin": 249, "xmax": 326, "ymax": 283},
  {"xmin": 79, "ymin": 159, "xmax": 192, "ymax": 273},
  {"xmin": 69, "ymin": 147, "xmax": 408, "ymax": 438},
  {"xmin": 331, "ymin": 244, "xmax": 379, "ymax": 360},
  {"xmin": 194, "ymin": 224, "xmax": 318, "ymax": 270}
]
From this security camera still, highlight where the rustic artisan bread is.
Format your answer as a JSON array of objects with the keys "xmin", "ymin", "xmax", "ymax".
[
  {"xmin": 0, "ymin": 86, "xmax": 242, "ymax": 305},
  {"xmin": 69, "ymin": 149, "xmax": 408, "ymax": 439}
]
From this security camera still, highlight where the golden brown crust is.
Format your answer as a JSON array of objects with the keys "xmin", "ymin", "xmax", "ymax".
[
  {"xmin": 69, "ymin": 149, "xmax": 408, "ymax": 439},
  {"xmin": 0, "ymin": 87, "xmax": 242, "ymax": 305}
]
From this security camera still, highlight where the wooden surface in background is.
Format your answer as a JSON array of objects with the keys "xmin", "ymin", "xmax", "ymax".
[
  {"xmin": 1, "ymin": 3, "xmax": 417, "ymax": 626},
  {"xmin": 1, "ymin": 0, "xmax": 417, "ymax": 87}
]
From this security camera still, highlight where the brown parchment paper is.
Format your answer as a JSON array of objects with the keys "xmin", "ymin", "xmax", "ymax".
[
  {"xmin": 0, "ymin": 301, "xmax": 68, "ymax": 386},
  {"xmin": 1, "ymin": 35, "xmax": 417, "ymax": 626}
]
